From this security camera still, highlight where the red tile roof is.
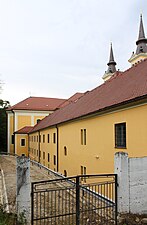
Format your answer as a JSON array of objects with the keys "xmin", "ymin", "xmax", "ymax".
[
  {"xmin": 15, "ymin": 126, "xmax": 33, "ymax": 134},
  {"xmin": 58, "ymin": 92, "xmax": 84, "ymax": 108},
  {"xmin": 30, "ymin": 59, "xmax": 147, "ymax": 133},
  {"xmin": 7, "ymin": 97, "xmax": 66, "ymax": 111}
]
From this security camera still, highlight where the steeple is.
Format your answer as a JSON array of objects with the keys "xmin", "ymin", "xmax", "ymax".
[
  {"xmin": 102, "ymin": 43, "xmax": 117, "ymax": 81},
  {"xmin": 129, "ymin": 14, "xmax": 147, "ymax": 65}
]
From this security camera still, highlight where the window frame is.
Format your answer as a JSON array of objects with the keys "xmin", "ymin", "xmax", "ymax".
[
  {"xmin": 20, "ymin": 138, "xmax": 26, "ymax": 147},
  {"xmin": 115, "ymin": 122, "xmax": 126, "ymax": 148}
]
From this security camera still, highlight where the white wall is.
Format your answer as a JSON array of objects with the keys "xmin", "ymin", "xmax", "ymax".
[{"xmin": 115, "ymin": 152, "xmax": 147, "ymax": 214}]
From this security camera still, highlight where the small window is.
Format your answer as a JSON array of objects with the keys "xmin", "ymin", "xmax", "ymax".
[
  {"xmin": 43, "ymin": 134, "xmax": 45, "ymax": 143},
  {"xmin": 39, "ymin": 135, "xmax": 41, "ymax": 143},
  {"xmin": 47, "ymin": 134, "xmax": 50, "ymax": 143},
  {"xmin": 81, "ymin": 129, "xmax": 86, "ymax": 145},
  {"xmin": 34, "ymin": 136, "xmax": 36, "ymax": 142},
  {"xmin": 53, "ymin": 155, "xmax": 56, "ymax": 165},
  {"xmin": 81, "ymin": 166, "xmax": 87, "ymax": 182},
  {"xmin": 21, "ymin": 139, "xmax": 26, "ymax": 147},
  {"xmin": 115, "ymin": 123, "xmax": 126, "ymax": 148},
  {"xmin": 37, "ymin": 119, "xmax": 41, "ymax": 124},
  {"xmin": 64, "ymin": 170, "xmax": 67, "ymax": 177},
  {"xmin": 37, "ymin": 136, "xmax": 38, "ymax": 142},
  {"xmin": 64, "ymin": 146, "xmax": 67, "ymax": 156},
  {"xmin": 48, "ymin": 153, "xmax": 50, "ymax": 162},
  {"xmin": 43, "ymin": 152, "xmax": 45, "ymax": 160},
  {"xmin": 53, "ymin": 133, "xmax": 56, "ymax": 143},
  {"xmin": 37, "ymin": 150, "xmax": 38, "ymax": 156},
  {"xmin": 12, "ymin": 135, "xmax": 14, "ymax": 144}
]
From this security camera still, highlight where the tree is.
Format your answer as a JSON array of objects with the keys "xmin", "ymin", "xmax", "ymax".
[{"xmin": 0, "ymin": 99, "xmax": 10, "ymax": 152}]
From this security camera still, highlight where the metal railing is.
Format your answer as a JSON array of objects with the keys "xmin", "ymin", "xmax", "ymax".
[{"xmin": 31, "ymin": 174, "xmax": 117, "ymax": 225}]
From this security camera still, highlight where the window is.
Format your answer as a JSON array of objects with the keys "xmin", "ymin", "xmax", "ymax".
[
  {"xmin": 34, "ymin": 136, "xmax": 36, "ymax": 142},
  {"xmin": 37, "ymin": 150, "xmax": 38, "ymax": 156},
  {"xmin": 43, "ymin": 134, "xmax": 45, "ymax": 143},
  {"xmin": 53, "ymin": 155, "xmax": 56, "ymax": 165},
  {"xmin": 64, "ymin": 170, "xmax": 67, "ymax": 177},
  {"xmin": 64, "ymin": 146, "xmax": 67, "ymax": 156},
  {"xmin": 12, "ymin": 135, "xmax": 14, "ymax": 144},
  {"xmin": 81, "ymin": 166, "xmax": 87, "ymax": 182},
  {"xmin": 39, "ymin": 135, "xmax": 41, "ymax": 143},
  {"xmin": 47, "ymin": 134, "xmax": 50, "ymax": 143},
  {"xmin": 53, "ymin": 133, "xmax": 56, "ymax": 143},
  {"xmin": 43, "ymin": 152, "xmax": 45, "ymax": 160},
  {"xmin": 48, "ymin": 153, "xmax": 50, "ymax": 162},
  {"xmin": 81, "ymin": 129, "xmax": 86, "ymax": 145},
  {"xmin": 21, "ymin": 139, "xmax": 26, "ymax": 147},
  {"xmin": 37, "ymin": 136, "xmax": 38, "ymax": 142},
  {"xmin": 115, "ymin": 123, "xmax": 126, "ymax": 148}
]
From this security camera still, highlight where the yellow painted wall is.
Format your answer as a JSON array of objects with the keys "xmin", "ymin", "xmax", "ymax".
[
  {"xmin": 15, "ymin": 134, "xmax": 29, "ymax": 156},
  {"xmin": 29, "ymin": 128, "xmax": 57, "ymax": 171},
  {"xmin": 27, "ymin": 103, "xmax": 147, "ymax": 177},
  {"xmin": 58, "ymin": 103, "xmax": 147, "ymax": 176},
  {"xmin": 17, "ymin": 115, "xmax": 32, "ymax": 130}
]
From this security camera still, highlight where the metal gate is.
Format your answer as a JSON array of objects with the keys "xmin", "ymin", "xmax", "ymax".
[{"xmin": 31, "ymin": 174, "xmax": 117, "ymax": 225}]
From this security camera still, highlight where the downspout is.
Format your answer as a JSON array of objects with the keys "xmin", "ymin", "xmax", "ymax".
[
  {"xmin": 28, "ymin": 133, "xmax": 30, "ymax": 158},
  {"xmin": 56, "ymin": 125, "xmax": 59, "ymax": 172},
  {"xmin": 38, "ymin": 131, "xmax": 41, "ymax": 163}
]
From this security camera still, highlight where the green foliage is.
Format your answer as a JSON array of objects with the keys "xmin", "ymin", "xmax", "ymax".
[
  {"xmin": 0, "ymin": 99, "xmax": 10, "ymax": 152},
  {"xmin": 0, "ymin": 208, "xmax": 17, "ymax": 225}
]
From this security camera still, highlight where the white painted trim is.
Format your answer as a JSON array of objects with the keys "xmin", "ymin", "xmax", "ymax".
[
  {"xmin": 7, "ymin": 113, "xmax": 13, "ymax": 154},
  {"xmin": 13, "ymin": 110, "xmax": 53, "ymax": 115}
]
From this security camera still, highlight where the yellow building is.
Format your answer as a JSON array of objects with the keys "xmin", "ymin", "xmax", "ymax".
[
  {"xmin": 9, "ymin": 15, "xmax": 147, "ymax": 176},
  {"xmin": 28, "ymin": 15, "xmax": 147, "ymax": 176},
  {"xmin": 6, "ymin": 96, "xmax": 66, "ymax": 155}
]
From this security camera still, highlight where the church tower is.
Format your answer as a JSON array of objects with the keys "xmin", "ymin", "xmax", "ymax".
[
  {"xmin": 129, "ymin": 14, "xmax": 147, "ymax": 65},
  {"xmin": 102, "ymin": 43, "xmax": 117, "ymax": 82}
]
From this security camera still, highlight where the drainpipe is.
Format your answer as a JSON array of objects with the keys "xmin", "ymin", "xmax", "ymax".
[
  {"xmin": 56, "ymin": 125, "xmax": 59, "ymax": 172},
  {"xmin": 38, "ymin": 131, "xmax": 41, "ymax": 163}
]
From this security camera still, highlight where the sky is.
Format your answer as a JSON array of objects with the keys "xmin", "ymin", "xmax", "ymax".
[{"xmin": 0, "ymin": 0, "xmax": 147, "ymax": 105}]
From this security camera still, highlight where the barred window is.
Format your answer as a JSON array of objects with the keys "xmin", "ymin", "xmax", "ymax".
[{"xmin": 115, "ymin": 123, "xmax": 126, "ymax": 148}]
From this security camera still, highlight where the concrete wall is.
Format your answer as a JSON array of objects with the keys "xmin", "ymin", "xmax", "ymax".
[
  {"xmin": 16, "ymin": 156, "xmax": 31, "ymax": 223},
  {"xmin": 115, "ymin": 152, "xmax": 147, "ymax": 214}
]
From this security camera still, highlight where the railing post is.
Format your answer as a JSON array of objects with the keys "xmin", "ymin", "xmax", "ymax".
[{"xmin": 76, "ymin": 176, "xmax": 80, "ymax": 225}]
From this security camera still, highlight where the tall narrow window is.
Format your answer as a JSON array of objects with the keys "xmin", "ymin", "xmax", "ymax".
[
  {"xmin": 12, "ymin": 135, "xmax": 14, "ymax": 144},
  {"xmin": 48, "ymin": 153, "xmax": 50, "ymax": 162},
  {"xmin": 64, "ymin": 170, "xmax": 67, "ymax": 177},
  {"xmin": 53, "ymin": 155, "xmax": 56, "ymax": 165},
  {"xmin": 39, "ymin": 135, "xmax": 41, "ymax": 143},
  {"xmin": 48, "ymin": 134, "xmax": 50, "ymax": 143},
  {"xmin": 53, "ymin": 133, "xmax": 56, "ymax": 144},
  {"xmin": 21, "ymin": 139, "xmax": 25, "ymax": 146},
  {"xmin": 64, "ymin": 146, "xmax": 67, "ymax": 156},
  {"xmin": 115, "ymin": 123, "xmax": 126, "ymax": 148},
  {"xmin": 81, "ymin": 166, "xmax": 87, "ymax": 182},
  {"xmin": 81, "ymin": 129, "xmax": 87, "ymax": 145},
  {"xmin": 43, "ymin": 152, "xmax": 45, "ymax": 160},
  {"xmin": 43, "ymin": 134, "xmax": 45, "ymax": 143}
]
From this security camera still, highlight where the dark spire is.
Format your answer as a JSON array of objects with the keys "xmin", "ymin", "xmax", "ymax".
[
  {"xmin": 136, "ymin": 14, "xmax": 147, "ymax": 54},
  {"xmin": 107, "ymin": 43, "xmax": 116, "ymax": 73}
]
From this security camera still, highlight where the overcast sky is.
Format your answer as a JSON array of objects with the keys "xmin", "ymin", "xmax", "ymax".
[{"xmin": 0, "ymin": 0, "xmax": 147, "ymax": 105}]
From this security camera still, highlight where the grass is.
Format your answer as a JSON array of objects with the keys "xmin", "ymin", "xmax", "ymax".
[{"xmin": 0, "ymin": 208, "xmax": 17, "ymax": 225}]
